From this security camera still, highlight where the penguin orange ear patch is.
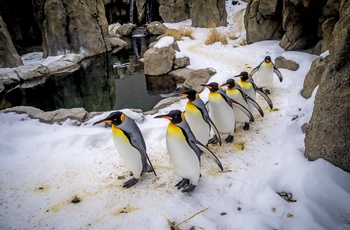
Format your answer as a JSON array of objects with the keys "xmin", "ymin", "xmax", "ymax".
[{"xmin": 120, "ymin": 113, "xmax": 125, "ymax": 122}]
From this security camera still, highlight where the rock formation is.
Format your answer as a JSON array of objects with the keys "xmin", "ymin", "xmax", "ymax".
[
  {"xmin": 32, "ymin": 0, "xmax": 111, "ymax": 58},
  {"xmin": 303, "ymin": 0, "xmax": 350, "ymax": 173},
  {"xmin": 0, "ymin": 16, "xmax": 23, "ymax": 68}
]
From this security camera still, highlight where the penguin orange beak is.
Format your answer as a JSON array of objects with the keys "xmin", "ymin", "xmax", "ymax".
[
  {"xmin": 154, "ymin": 115, "xmax": 172, "ymax": 120},
  {"xmin": 200, "ymin": 84, "xmax": 212, "ymax": 89},
  {"xmin": 178, "ymin": 93, "xmax": 188, "ymax": 97},
  {"xmin": 92, "ymin": 119, "xmax": 112, "ymax": 125}
]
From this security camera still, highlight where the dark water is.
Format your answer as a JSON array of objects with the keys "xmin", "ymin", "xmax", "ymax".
[{"xmin": 0, "ymin": 36, "xmax": 178, "ymax": 112}]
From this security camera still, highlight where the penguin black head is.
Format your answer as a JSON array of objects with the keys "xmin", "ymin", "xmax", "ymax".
[
  {"xmin": 93, "ymin": 111, "xmax": 125, "ymax": 126},
  {"xmin": 178, "ymin": 89, "xmax": 199, "ymax": 101},
  {"xmin": 264, "ymin": 56, "xmax": 271, "ymax": 63},
  {"xmin": 154, "ymin": 110, "xmax": 184, "ymax": 124},
  {"xmin": 201, "ymin": 82, "xmax": 220, "ymax": 92},
  {"xmin": 235, "ymin": 71, "xmax": 250, "ymax": 81},
  {"xmin": 223, "ymin": 79, "xmax": 236, "ymax": 88}
]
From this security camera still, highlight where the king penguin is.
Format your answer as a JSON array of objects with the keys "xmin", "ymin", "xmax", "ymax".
[
  {"xmin": 223, "ymin": 78, "xmax": 264, "ymax": 131},
  {"xmin": 93, "ymin": 111, "xmax": 156, "ymax": 188},
  {"xmin": 236, "ymin": 71, "xmax": 274, "ymax": 111},
  {"xmin": 201, "ymin": 82, "xmax": 254, "ymax": 143},
  {"xmin": 155, "ymin": 110, "xmax": 223, "ymax": 193},
  {"xmin": 178, "ymin": 89, "xmax": 222, "ymax": 146},
  {"xmin": 250, "ymin": 56, "xmax": 283, "ymax": 94}
]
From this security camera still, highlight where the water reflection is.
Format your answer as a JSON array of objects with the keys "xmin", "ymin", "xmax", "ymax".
[{"xmin": 1, "ymin": 36, "xmax": 178, "ymax": 112}]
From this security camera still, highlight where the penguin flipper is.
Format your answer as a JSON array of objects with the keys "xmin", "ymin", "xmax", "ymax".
[
  {"xmin": 132, "ymin": 138, "xmax": 157, "ymax": 177},
  {"xmin": 250, "ymin": 65, "xmax": 260, "ymax": 76},
  {"xmin": 273, "ymin": 65, "xmax": 283, "ymax": 82},
  {"xmin": 232, "ymin": 100, "xmax": 254, "ymax": 122},
  {"xmin": 208, "ymin": 119, "xmax": 222, "ymax": 146},
  {"xmin": 196, "ymin": 142, "xmax": 224, "ymax": 172},
  {"xmin": 255, "ymin": 88, "xmax": 273, "ymax": 109},
  {"xmin": 246, "ymin": 96, "xmax": 264, "ymax": 117}
]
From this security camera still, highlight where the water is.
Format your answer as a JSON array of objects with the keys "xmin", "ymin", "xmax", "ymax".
[{"xmin": 0, "ymin": 36, "xmax": 179, "ymax": 112}]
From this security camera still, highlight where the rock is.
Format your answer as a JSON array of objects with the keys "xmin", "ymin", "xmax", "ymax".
[
  {"xmin": 146, "ymin": 21, "xmax": 168, "ymax": 35},
  {"xmin": 143, "ymin": 46, "xmax": 175, "ymax": 76},
  {"xmin": 274, "ymin": 56, "xmax": 299, "ymax": 71},
  {"xmin": 158, "ymin": 1, "xmax": 189, "ymax": 23},
  {"xmin": 115, "ymin": 23, "xmax": 136, "ymax": 36},
  {"xmin": 173, "ymin": 56, "xmax": 190, "ymax": 69},
  {"xmin": 168, "ymin": 68, "xmax": 194, "ymax": 82},
  {"xmin": 109, "ymin": 37, "xmax": 128, "ymax": 48},
  {"xmin": 32, "ymin": 0, "xmax": 111, "ymax": 58},
  {"xmin": 0, "ymin": 69, "xmax": 21, "ymax": 86},
  {"xmin": 2, "ymin": 106, "xmax": 88, "ymax": 124},
  {"xmin": 183, "ymin": 68, "xmax": 217, "ymax": 93},
  {"xmin": 244, "ymin": 0, "xmax": 283, "ymax": 43},
  {"xmin": 0, "ymin": 80, "xmax": 4, "ymax": 93},
  {"xmin": 144, "ymin": 96, "xmax": 184, "ymax": 115},
  {"xmin": 190, "ymin": 0, "xmax": 227, "ymax": 27},
  {"xmin": 15, "ymin": 64, "xmax": 49, "ymax": 81},
  {"xmin": 304, "ymin": 0, "xmax": 350, "ymax": 173},
  {"xmin": 301, "ymin": 57, "xmax": 328, "ymax": 99},
  {"xmin": 0, "ymin": 15, "xmax": 23, "ymax": 68}
]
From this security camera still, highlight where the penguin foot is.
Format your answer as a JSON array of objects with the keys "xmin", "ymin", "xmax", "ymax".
[
  {"xmin": 265, "ymin": 89, "xmax": 271, "ymax": 95},
  {"xmin": 208, "ymin": 135, "xmax": 219, "ymax": 145},
  {"xmin": 243, "ymin": 123, "xmax": 250, "ymax": 130},
  {"xmin": 175, "ymin": 178, "xmax": 190, "ymax": 190},
  {"xmin": 225, "ymin": 135, "xmax": 234, "ymax": 143},
  {"xmin": 181, "ymin": 184, "xmax": 196, "ymax": 193},
  {"xmin": 123, "ymin": 178, "xmax": 138, "ymax": 188}
]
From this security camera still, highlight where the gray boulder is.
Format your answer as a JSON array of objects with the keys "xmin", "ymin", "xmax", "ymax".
[
  {"xmin": 115, "ymin": 23, "xmax": 136, "ymax": 36},
  {"xmin": 190, "ymin": 0, "xmax": 227, "ymax": 27},
  {"xmin": 143, "ymin": 46, "xmax": 175, "ymax": 76},
  {"xmin": 183, "ymin": 68, "xmax": 217, "ymax": 93},
  {"xmin": 274, "ymin": 56, "xmax": 299, "ymax": 71},
  {"xmin": 146, "ymin": 21, "xmax": 168, "ymax": 35}
]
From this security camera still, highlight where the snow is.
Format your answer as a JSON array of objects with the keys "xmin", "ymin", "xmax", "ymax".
[
  {"xmin": 154, "ymin": 36, "xmax": 175, "ymax": 48},
  {"xmin": 1, "ymin": 1, "xmax": 350, "ymax": 229}
]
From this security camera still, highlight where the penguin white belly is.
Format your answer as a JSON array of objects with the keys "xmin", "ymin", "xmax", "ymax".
[
  {"xmin": 112, "ymin": 128, "xmax": 142, "ymax": 179},
  {"xmin": 226, "ymin": 90, "xmax": 250, "ymax": 124},
  {"xmin": 184, "ymin": 106, "xmax": 210, "ymax": 145},
  {"xmin": 256, "ymin": 64, "xmax": 273, "ymax": 88},
  {"xmin": 166, "ymin": 124, "xmax": 200, "ymax": 185},
  {"xmin": 208, "ymin": 94, "xmax": 234, "ymax": 135}
]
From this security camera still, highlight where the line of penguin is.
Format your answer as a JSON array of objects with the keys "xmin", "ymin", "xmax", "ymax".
[{"xmin": 93, "ymin": 56, "xmax": 283, "ymax": 193}]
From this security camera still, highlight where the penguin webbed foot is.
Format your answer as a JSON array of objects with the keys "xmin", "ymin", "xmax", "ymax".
[
  {"xmin": 175, "ymin": 178, "xmax": 190, "ymax": 189},
  {"xmin": 225, "ymin": 135, "xmax": 234, "ymax": 143},
  {"xmin": 123, "ymin": 178, "xmax": 138, "ymax": 188},
  {"xmin": 181, "ymin": 184, "xmax": 196, "ymax": 193},
  {"xmin": 264, "ymin": 89, "xmax": 270, "ymax": 95},
  {"xmin": 243, "ymin": 123, "xmax": 250, "ymax": 131},
  {"xmin": 208, "ymin": 135, "xmax": 220, "ymax": 145}
]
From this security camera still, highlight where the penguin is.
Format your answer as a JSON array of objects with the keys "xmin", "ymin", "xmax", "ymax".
[
  {"xmin": 200, "ymin": 82, "xmax": 254, "ymax": 144},
  {"xmin": 155, "ymin": 110, "xmax": 223, "ymax": 193},
  {"xmin": 178, "ymin": 89, "xmax": 222, "ymax": 146},
  {"xmin": 93, "ymin": 111, "xmax": 156, "ymax": 188},
  {"xmin": 250, "ymin": 56, "xmax": 283, "ymax": 94},
  {"xmin": 223, "ymin": 78, "xmax": 264, "ymax": 131},
  {"xmin": 236, "ymin": 71, "xmax": 273, "ymax": 110}
]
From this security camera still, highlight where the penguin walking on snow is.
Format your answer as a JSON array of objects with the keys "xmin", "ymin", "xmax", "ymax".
[
  {"xmin": 236, "ymin": 71, "xmax": 273, "ymax": 111},
  {"xmin": 201, "ymin": 82, "xmax": 254, "ymax": 144},
  {"xmin": 155, "ymin": 110, "xmax": 223, "ymax": 193},
  {"xmin": 93, "ymin": 111, "xmax": 156, "ymax": 188},
  {"xmin": 178, "ymin": 89, "xmax": 222, "ymax": 146},
  {"xmin": 223, "ymin": 78, "xmax": 264, "ymax": 131},
  {"xmin": 250, "ymin": 56, "xmax": 283, "ymax": 94}
]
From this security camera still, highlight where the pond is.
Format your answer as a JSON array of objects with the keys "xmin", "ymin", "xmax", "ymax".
[{"xmin": 0, "ymin": 36, "xmax": 179, "ymax": 112}]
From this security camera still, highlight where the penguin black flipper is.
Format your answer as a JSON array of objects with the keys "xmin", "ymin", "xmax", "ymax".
[
  {"xmin": 207, "ymin": 119, "xmax": 222, "ymax": 146},
  {"xmin": 195, "ymin": 141, "xmax": 224, "ymax": 172},
  {"xmin": 231, "ymin": 99, "xmax": 254, "ymax": 122},
  {"xmin": 218, "ymin": 88, "xmax": 234, "ymax": 109},
  {"xmin": 273, "ymin": 65, "xmax": 283, "ymax": 82},
  {"xmin": 252, "ymin": 82, "xmax": 274, "ymax": 109},
  {"xmin": 245, "ymin": 95, "xmax": 264, "ymax": 117},
  {"xmin": 250, "ymin": 62, "xmax": 262, "ymax": 77}
]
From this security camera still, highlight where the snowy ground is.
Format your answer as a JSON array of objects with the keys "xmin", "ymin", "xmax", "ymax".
[{"xmin": 1, "ymin": 2, "xmax": 350, "ymax": 230}]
